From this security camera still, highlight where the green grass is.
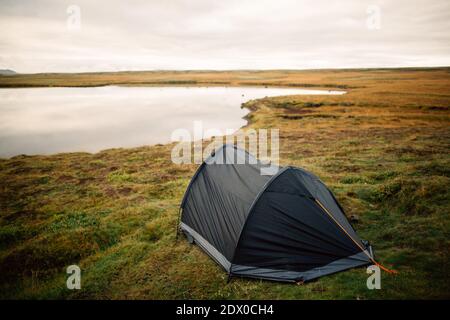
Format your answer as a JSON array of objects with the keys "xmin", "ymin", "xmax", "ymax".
[{"xmin": 0, "ymin": 68, "xmax": 449, "ymax": 299}]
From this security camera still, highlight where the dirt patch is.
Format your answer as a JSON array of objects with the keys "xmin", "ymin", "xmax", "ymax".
[{"xmin": 118, "ymin": 187, "xmax": 133, "ymax": 196}]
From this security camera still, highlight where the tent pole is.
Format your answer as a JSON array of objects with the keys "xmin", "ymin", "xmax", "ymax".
[{"xmin": 314, "ymin": 199, "xmax": 397, "ymax": 274}]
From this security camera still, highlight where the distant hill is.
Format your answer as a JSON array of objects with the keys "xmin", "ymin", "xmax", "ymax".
[{"xmin": 0, "ymin": 69, "xmax": 17, "ymax": 75}]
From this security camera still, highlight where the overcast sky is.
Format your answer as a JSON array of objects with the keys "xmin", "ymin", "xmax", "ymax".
[{"xmin": 1, "ymin": 0, "xmax": 449, "ymax": 73}]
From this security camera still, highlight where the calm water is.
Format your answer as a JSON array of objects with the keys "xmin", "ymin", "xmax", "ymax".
[{"xmin": 0, "ymin": 86, "xmax": 344, "ymax": 157}]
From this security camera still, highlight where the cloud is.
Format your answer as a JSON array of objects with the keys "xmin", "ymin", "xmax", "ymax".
[{"xmin": 0, "ymin": 0, "xmax": 449, "ymax": 72}]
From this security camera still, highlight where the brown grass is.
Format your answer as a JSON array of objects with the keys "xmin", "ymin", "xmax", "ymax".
[{"xmin": 0, "ymin": 67, "xmax": 449, "ymax": 299}]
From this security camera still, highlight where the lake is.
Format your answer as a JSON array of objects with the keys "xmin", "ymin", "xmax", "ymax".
[{"xmin": 0, "ymin": 86, "xmax": 344, "ymax": 157}]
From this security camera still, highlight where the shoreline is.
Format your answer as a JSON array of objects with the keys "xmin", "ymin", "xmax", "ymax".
[
  {"xmin": 0, "ymin": 82, "xmax": 352, "ymax": 90},
  {"xmin": 0, "ymin": 68, "xmax": 388, "ymax": 89}
]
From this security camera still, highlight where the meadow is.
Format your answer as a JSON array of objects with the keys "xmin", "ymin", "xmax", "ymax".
[{"xmin": 0, "ymin": 68, "xmax": 449, "ymax": 299}]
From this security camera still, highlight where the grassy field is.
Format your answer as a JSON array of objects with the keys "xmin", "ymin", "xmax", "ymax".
[{"xmin": 0, "ymin": 68, "xmax": 449, "ymax": 299}]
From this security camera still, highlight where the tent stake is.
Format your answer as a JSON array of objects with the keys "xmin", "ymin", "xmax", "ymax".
[{"xmin": 175, "ymin": 207, "xmax": 182, "ymax": 243}]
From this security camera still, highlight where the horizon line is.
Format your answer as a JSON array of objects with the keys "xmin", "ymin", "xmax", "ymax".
[{"xmin": 3, "ymin": 65, "xmax": 450, "ymax": 75}]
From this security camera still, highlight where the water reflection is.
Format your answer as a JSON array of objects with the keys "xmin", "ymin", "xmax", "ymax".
[{"xmin": 0, "ymin": 86, "xmax": 344, "ymax": 157}]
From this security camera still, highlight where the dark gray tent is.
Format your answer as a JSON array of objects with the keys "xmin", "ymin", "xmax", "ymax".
[{"xmin": 179, "ymin": 144, "xmax": 375, "ymax": 283}]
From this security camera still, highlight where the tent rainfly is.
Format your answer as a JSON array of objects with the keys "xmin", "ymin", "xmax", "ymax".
[{"xmin": 178, "ymin": 144, "xmax": 377, "ymax": 283}]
